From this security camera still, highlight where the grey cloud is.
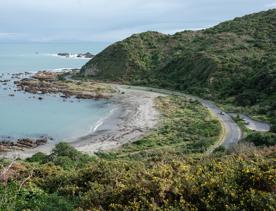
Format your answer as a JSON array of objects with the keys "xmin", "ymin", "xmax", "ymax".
[{"xmin": 0, "ymin": 0, "xmax": 274, "ymax": 42}]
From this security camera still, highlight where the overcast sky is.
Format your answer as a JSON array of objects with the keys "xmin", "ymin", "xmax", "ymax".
[{"xmin": 0, "ymin": 0, "xmax": 275, "ymax": 42}]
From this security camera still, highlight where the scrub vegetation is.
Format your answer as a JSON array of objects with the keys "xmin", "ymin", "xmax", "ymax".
[{"xmin": 0, "ymin": 96, "xmax": 275, "ymax": 210}]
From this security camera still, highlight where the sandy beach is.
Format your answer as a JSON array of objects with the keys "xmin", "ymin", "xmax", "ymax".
[{"xmin": 0, "ymin": 85, "xmax": 163, "ymax": 159}]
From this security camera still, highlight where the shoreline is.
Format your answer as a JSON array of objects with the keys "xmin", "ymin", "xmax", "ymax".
[
  {"xmin": 71, "ymin": 86, "xmax": 163, "ymax": 154},
  {"xmin": 0, "ymin": 71, "xmax": 271, "ymax": 159},
  {"xmin": 0, "ymin": 83, "xmax": 164, "ymax": 159}
]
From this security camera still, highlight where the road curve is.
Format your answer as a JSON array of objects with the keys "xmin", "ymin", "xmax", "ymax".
[
  {"xmin": 229, "ymin": 113, "xmax": 271, "ymax": 132},
  {"xmin": 200, "ymin": 100, "xmax": 242, "ymax": 149},
  {"xmin": 116, "ymin": 85, "xmax": 242, "ymax": 150}
]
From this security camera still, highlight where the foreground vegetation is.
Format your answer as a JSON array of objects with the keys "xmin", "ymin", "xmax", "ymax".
[
  {"xmin": 81, "ymin": 9, "xmax": 276, "ymax": 124},
  {"xmin": 0, "ymin": 96, "xmax": 275, "ymax": 210},
  {"xmin": 0, "ymin": 144, "xmax": 275, "ymax": 210}
]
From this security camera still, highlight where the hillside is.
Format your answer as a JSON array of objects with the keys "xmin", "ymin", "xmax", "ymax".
[{"xmin": 81, "ymin": 9, "xmax": 276, "ymax": 121}]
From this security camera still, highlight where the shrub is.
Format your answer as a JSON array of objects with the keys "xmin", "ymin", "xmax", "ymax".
[
  {"xmin": 270, "ymin": 121, "xmax": 276, "ymax": 133},
  {"xmin": 213, "ymin": 145, "xmax": 226, "ymax": 153},
  {"xmin": 45, "ymin": 143, "xmax": 93, "ymax": 169},
  {"xmin": 26, "ymin": 152, "xmax": 47, "ymax": 163},
  {"xmin": 244, "ymin": 133, "xmax": 276, "ymax": 147}
]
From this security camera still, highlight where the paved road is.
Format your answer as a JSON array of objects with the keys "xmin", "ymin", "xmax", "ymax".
[
  {"xmin": 117, "ymin": 85, "xmax": 242, "ymax": 149},
  {"xmin": 229, "ymin": 113, "xmax": 271, "ymax": 132},
  {"xmin": 201, "ymin": 100, "xmax": 242, "ymax": 149}
]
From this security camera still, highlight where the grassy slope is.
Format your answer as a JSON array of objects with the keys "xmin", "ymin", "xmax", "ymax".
[{"xmin": 81, "ymin": 9, "xmax": 276, "ymax": 122}]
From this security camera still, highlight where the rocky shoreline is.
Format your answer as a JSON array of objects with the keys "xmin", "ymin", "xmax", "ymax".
[
  {"xmin": 15, "ymin": 71, "xmax": 115, "ymax": 100},
  {"xmin": 0, "ymin": 78, "xmax": 163, "ymax": 159},
  {"xmin": 0, "ymin": 137, "xmax": 48, "ymax": 152},
  {"xmin": 0, "ymin": 72, "xmax": 51, "ymax": 152},
  {"xmin": 0, "ymin": 70, "xmax": 117, "ymax": 154}
]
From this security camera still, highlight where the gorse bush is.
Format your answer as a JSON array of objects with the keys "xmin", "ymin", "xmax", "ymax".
[
  {"xmin": 0, "ymin": 144, "xmax": 275, "ymax": 210},
  {"xmin": 27, "ymin": 142, "xmax": 94, "ymax": 169}
]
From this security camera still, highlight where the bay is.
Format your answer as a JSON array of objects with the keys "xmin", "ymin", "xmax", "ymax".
[{"xmin": 0, "ymin": 42, "xmax": 113, "ymax": 142}]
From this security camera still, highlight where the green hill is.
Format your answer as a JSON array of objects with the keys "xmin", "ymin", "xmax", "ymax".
[{"xmin": 81, "ymin": 9, "xmax": 276, "ymax": 120}]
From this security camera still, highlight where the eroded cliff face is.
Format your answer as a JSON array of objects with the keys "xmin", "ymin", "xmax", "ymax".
[{"xmin": 82, "ymin": 64, "xmax": 99, "ymax": 77}]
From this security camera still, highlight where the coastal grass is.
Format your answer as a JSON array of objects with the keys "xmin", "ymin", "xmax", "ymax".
[
  {"xmin": 55, "ymin": 80, "xmax": 116, "ymax": 94},
  {"xmin": 59, "ymin": 81, "xmax": 115, "ymax": 93},
  {"xmin": 20, "ymin": 77, "xmax": 116, "ymax": 97},
  {"xmin": 101, "ymin": 96, "xmax": 221, "ymax": 160}
]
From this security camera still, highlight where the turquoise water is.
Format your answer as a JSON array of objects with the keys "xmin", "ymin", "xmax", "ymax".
[{"xmin": 0, "ymin": 42, "xmax": 113, "ymax": 142}]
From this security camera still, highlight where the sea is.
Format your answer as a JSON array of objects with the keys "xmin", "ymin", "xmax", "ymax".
[{"xmin": 0, "ymin": 42, "xmax": 114, "ymax": 142}]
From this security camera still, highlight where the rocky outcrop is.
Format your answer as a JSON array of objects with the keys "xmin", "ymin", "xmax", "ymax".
[
  {"xmin": 0, "ymin": 138, "xmax": 48, "ymax": 152},
  {"xmin": 15, "ymin": 71, "xmax": 114, "ymax": 99},
  {"xmin": 57, "ymin": 52, "xmax": 94, "ymax": 59},
  {"xmin": 57, "ymin": 53, "xmax": 70, "ymax": 57},
  {"xmin": 0, "ymin": 80, "xmax": 10, "ymax": 83},
  {"xmin": 32, "ymin": 71, "xmax": 60, "ymax": 81},
  {"xmin": 77, "ymin": 52, "xmax": 94, "ymax": 58}
]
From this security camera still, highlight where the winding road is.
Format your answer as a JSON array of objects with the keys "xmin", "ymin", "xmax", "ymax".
[
  {"xmin": 200, "ymin": 100, "xmax": 242, "ymax": 149},
  {"xmin": 71, "ymin": 82, "xmax": 270, "ymax": 152},
  {"xmin": 117, "ymin": 85, "xmax": 243, "ymax": 150},
  {"xmin": 229, "ymin": 113, "xmax": 271, "ymax": 132}
]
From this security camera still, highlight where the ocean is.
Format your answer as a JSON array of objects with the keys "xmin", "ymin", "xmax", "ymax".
[
  {"xmin": 0, "ymin": 42, "xmax": 108, "ymax": 73},
  {"xmin": 0, "ymin": 42, "xmax": 114, "ymax": 142}
]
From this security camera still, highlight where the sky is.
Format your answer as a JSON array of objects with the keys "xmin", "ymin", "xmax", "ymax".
[{"xmin": 0, "ymin": 0, "xmax": 275, "ymax": 42}]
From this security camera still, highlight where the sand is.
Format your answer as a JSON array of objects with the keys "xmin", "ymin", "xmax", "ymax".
[{"xmin": 1, "ymin": 85, "xmax": 164, "ymax": 159}]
